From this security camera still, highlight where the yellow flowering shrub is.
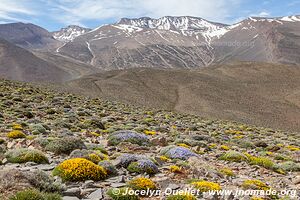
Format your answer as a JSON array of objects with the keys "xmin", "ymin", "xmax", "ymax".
[
  {"xmin": 87, "ymin": 153, "xmax": 102, "ymax": 163},
  {"xmin": 219, "ymin": 151, "xmax": 248, "ymax": 162},
  {"xmin": 127, "ymin": 177, "xmax": 157, "ymax": 190},
  {"xmin": 7, "ymin": 130, "xmax": 26, "ymax": 139},
  {"xmin": 177, "ymin": 143, "xmax": 190, "ymax": 148},
  {"xmin": 242, "ymin": 180, "xmax": 269, "ymax": 190},
  {"xmin": 53, "ymin": 158, "xmax": 107, "ymax": 181},
  {"xmin": 209, "ymin": 143, "xmax": 217, "ymax": 148},
  {"xmin": 234, "ymin": 135, "xmax": 244, "ymax": 139},
  {"xmin": 191, "ymin": 181, "xmax": 221, "ymax": 192},
  {"xmin": 143, "ymin": 130, "xmax": 156, "ymax": 135},
  {"xmin": 170, "ymin": 165, "xmax": 182, "ymax": 173},
  {"xmin": 90, "ymin": 132, "xmax": 101, "ymax": 137},
  {"xmin": 276, "ymin": 143, "xmax": 284, "ymax": 147},
  {"xmin": 245, "ymin": 154, "xmax": 275, "ymax": 169},
  {"xmin": 220, "ymin": 145, "xmax": 230, "ymax": 151},
  {"xmin": 266, "ymin": 151, "xmax": 273, "ymax": 156},
  {"xmin": 225, "ymin": 129, "xmax": 243, "ymax": 135},
  {"xmin": 219, "ymin": 168, "xmax": 235, "ymax": 177},
  {"xmin": 90, "ymin": 152, "xmax": 109, "ymax": 162},
  {"xmin": 286, "ymin": 145, "xmax": 300, "ymax": 151},
  {"xmin": 12, "ymin": 123, "xmax": 23, "ymax": 130},
  {"xmin": 159, "ymin": 155, "xmax": 170, "ymax": 162}
]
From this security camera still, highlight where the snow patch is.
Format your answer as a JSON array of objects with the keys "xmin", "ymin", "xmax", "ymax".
[
  {"xmin": 280, "ymin": 16, "xmax": 295, "ymax": 22},
  {"xmin": 53, "ymin": 26, "xmax": 90, "ymax": 42},
  {"xmin": 112, "ymin": 24, "xmax": 143, "ymax": 34}
]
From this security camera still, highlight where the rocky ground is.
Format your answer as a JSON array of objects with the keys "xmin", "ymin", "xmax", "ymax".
[{"xmin": 0, "ymin": 79, "xmax": 299, "ymax": 200}]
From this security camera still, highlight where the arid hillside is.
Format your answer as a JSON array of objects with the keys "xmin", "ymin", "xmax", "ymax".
[{"xmin": 67, "ymin": 62, "xmax": 300, "ymax": 131}]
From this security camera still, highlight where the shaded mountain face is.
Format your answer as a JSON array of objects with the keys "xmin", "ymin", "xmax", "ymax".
[
  {"xmin": 0, "ymin": 38, "xmax": 72, "ymax": 82},
  {"xmin": 0, "ymin": 22, "xmax": 59, "ymax": 50},
  {"xmin": 56, "ymin": 15, "xmax": 300, "ymax": 70},
  {"xmin": 52, "ymin": 25, "xmax": 92, "ymax": 42},
  {"xmin": 67, "ymin": 62, "xmax": 300, "ymax": 131}
]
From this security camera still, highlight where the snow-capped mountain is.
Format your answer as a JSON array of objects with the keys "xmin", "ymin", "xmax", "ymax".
[
  {"xmin": 116, "ymin": 16, "xmax": 229, "ymax": 41},
  {"xmin": 55, "ymin": 15, "xmax": 300, "ymax": 70},
  {"xmin": 118, "ymin": 16, "xmax": 227, "ymax": 31},
  {"xmin": 53, "ymin": 25, "xmax": 91, "ymax": 42}
]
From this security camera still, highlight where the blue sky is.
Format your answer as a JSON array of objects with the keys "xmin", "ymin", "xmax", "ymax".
[{"xmin": 0, "ymin": 0, "xmax": 299, "ymax": 31}]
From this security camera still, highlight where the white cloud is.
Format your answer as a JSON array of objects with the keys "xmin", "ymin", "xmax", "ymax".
[
  {"xmin": 0, "ymin": 0, "xmax": 36, "ymax": 23},
  {"xmin": 46, "ymin": 0, "xmax": 241, "ymax": 25},
  {"xmin": 258, "ymin": 11, "xmax": 270, "ymax": 17},
  {"xmin": 0, "ymin": 0, "xmax": 245, "ymax": 27}
]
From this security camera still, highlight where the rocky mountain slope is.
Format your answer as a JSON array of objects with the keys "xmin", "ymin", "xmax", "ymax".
[
  {"xmin": 53, "ymin": 25, "xmax": 92, "ymax": 42},
  {"xmin": 67, "ymin": 62, "xmax": 300, "ymax": 132},
  {"xmin": 0, "ymin": 79, "xmax": 299, "ymax": 200},
  {"xmin": 56, "ymin": 16, "xmax": 229, "ymax": 69},
  {"xmin": 56, "ymin": 16, "xmax": 300, "ymax": 70}
]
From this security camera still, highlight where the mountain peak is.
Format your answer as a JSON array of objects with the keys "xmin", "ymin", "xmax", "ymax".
[{"xmin": 53, "ymin": 25, "xmax": 91, "ymax": 42}]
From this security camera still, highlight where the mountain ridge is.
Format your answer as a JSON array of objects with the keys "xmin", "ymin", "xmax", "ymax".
[{"xmin": 52, "ymin": 25, "xmax": 92, "ymax": 42}]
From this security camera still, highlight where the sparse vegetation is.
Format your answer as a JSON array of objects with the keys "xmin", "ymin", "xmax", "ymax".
[
  {"xmin": 242, "ymin": 180, "xmax": 269, "ymax": 190},
  {"xmin": 127, "ymin": 177, "xmax": 157, "ymax": 190},
  {"xmin": 9, "ymin": 189, "xmax": 61, "ymax": 200},
  {"xmin": 219, "ymin": 151, "xmax": 248, "ymax": 162},
  {"xmin": 7, "ymin": 130, "xmax": 26, "ymax": 139},
  {"xmin": 191, "ymin": 181, "xmax": 221, "ymax": 192},
  {"xmin": 0, "ymin": 79, "xmax": 298, "ymax": 200},
  {"xmin": 127, "ymin": 159, "xmax": 159, "ymax": 175},
  {"xmin": 44, "ymin": 137, "xmax": 86, "ymax": 155},
  {"xmin": 107, "ymin": 130, "xmax": 150, "ymax": 146},
  {"xmin": 5, "ymin": 148, "xmax": 49, "ymax": 164}
]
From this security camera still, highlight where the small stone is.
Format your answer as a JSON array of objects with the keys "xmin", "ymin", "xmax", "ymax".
[
  {"xmin": 81, "ymin": 188, "xmax": 97, "ymax": 196},
  {"xmin": 37, "ymin": 164, "xmax": 55, "ymax": 171},
  {"xmin": 83, "ymin": 180, "xmax": 95, "ymax": 188},
  {"xmin": 25, "ymin": 162, "xmax": 38, "ymax": 167},
  {"xmin": 87, "ymin": 189, "xmax": 103, "ymax": 200},
  {"xmin": 63, "ymin": 197, "xmax": 80, "ymax": 200},
  {"xmin": 2, "ymin": 158, "xmax": 8, "ymax": 164},
  {"xmin": 63, "ymin": 188, "xmax": 81, "ymax": 197},
  {"xmin": 7, "ymin": 141, "xmax": 16, "ymax": 149},
  {"xmin": 293, "ymin": 176, "xmax": 300, "ymax": 185}
]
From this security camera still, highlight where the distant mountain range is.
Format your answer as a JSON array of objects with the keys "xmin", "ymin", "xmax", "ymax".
[
  {"xmin": 55, "ymin": 15, "xmax": 300, "ymax": 69},
  {"xmin": 0, "ymin": 15, "xmax": 299, "ymax": 73}
]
